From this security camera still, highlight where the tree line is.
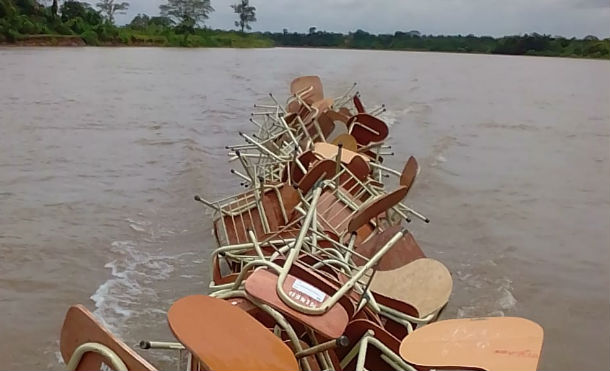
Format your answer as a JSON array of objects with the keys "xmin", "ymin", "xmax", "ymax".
[
  {"xmin": 1, "ymin": 0, "xmax": 608, "ymax": 59},
  {"xmin": 270, "ymin": 29, "xmax": 609, "ymax": 58},
  {"xmin": 1, "ymin": 0, "xmax": 260, "ymax": 46}
]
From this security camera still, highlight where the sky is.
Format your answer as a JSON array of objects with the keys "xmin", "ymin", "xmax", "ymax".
[{"xmin": 111, "ymin": 0, "xmax": 610, "ymax": 38}]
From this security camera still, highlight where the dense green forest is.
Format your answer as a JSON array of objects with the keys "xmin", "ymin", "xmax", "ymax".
[
  {"xmin": 0, "ymin": 0, "xmax": 272, "ymax": 47},
  {"xmin": 1, "ymin": 0, "xmax": 609, "ymax": 58},
  {"xmin": 270, "ymin": 29, "xmax": 610, "ymax": 59}
]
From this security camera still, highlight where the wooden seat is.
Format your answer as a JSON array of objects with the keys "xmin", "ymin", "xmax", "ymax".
[
  {"xmin": 244, "ymin": 268, "xmax": 349, "ymax": 339},
  {"xmin": 399, "ymin": 317, "xmax": 544, "ymax": 371},
  {"xmin": 314, "ymin": 142, "xmax": 370, "ymax": 164},
  {"xmin": 346, "ymin": 114, "xmax": 389, "ymax": 145},
  {"xmin": 60, "ymin": 305, "xmax": 156, "ymax": 371},
  {"xmin": 331, "ymin": 134, "xmax": 358, "ymax": 152},
  {"xmin": 369, "ymin": 258, "xmax": 452, "ymax": 318},
  {"xmin": 168, "ymin": 295, "xmax": 299, "ymax": 371}
]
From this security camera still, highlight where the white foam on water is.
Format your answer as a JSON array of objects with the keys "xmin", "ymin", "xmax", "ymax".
[
  {"xmin": 457, "ymin": 305, "xmax": 478, "ymax": 318},
  {"xmin": 496, "ymin": 277, "xmax": 518, "ymax": 310},
  {"xmin": 429, "ymin": 136, "xmax": 456, "ymax": 168},
  {"xmin": 54, "ymin": 351, "xmax": 64, "ymax": 367},
  {"xmin": 127, "ymin": 217, "xmax": 152, "ymax": 233},
  {"xmin": 456, "ymin": 262, "xmax": 518, "ymax": 317},
  {"xmin": 379, "ymin": 110, "xmax": 398, "ymax": 127},
  {"xmin": 90, "ymin": 239, "xmax": 175, "ymax": 335}
]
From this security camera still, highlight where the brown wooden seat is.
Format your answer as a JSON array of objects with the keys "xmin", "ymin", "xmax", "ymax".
[
  {"xmin": 313, "ymin": 142, "xmax": 370, "ymax": 164},
  {"xmin": 60, "ymin": 305, "xmax": 156, "ymax": 371},
  {"xmin": 399, "ymin": 317, "xmax": 544, "ymax": 371},
  {"xmin": 346, "ymin": 114, "xmax": 389, "ymax": 146},
  {"xmin": 369, "ymin": 258, "xmax": 453, "ymax": 319},
  {"xmin": 244, "ymin": 268, "xmax": 349, "ymax": 339},
  {"xmin": 331, "ymin": 134, "xmax": 358, "ymax": 152},
  {"xmin": 274, "ymin": 256, "xmax": 362, "ymax": 319},
  {"xmin": 168, "ymin": 295, "xmax": 299, "ymax": 371}
]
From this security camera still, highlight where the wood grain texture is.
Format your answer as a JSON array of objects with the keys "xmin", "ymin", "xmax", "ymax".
[
  {"xmin": 168, "ymin": 295, "xmax": 299, "ymax": 371},
  {"xmin": 60, "ymin": 305, "xmax": 156, "ymax": 371},
  {"xmin": 399, "ymin": 317, "xmax": 544, "ymax": 371}
]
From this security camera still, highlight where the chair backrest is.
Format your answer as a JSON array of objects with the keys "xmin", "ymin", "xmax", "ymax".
[
  {"xmin": 297, "ymin": 159, "xmax": 336, "ymax": 194},
  {"xmin": 312, "ymin": 97, "xmax": 334, "ymax": 112},
  {"xmin": 352, "ymin": 225, "xmax": 425, "ymax": 270},
  {"xmin": 326, "ymin": 109, "xmax": 350, "ymax": 124},
  {"xmin": 400, "ymin": 156, "xmax": 418, "ymax": 191},
  {"xmin": 345, "ymin": 155, "xmax": 371, "ymax": 181},
  {"xmin": 288, "ymin": 150, "xmax": 318, "ymax": 184},
  {"xmin": 347, "ymin": 185, "xmax": 409, "ymax": 233},
  {"xmin": 168, "ymin": 295, "xmax": 299, "ymax": 371},
  {"xmin": 337, "ymin": 107, "xmax": 352, "ymax": 118},
  {"xmin": 399, "ymin": 317, "xmax": 544, "ymax": 371},
  {"xmin": 60, "ymin": 305, "xmax": 157, "ymax": 371},
  {"xmin": 353, "ymin": 95, "xmax": 366, "ymax": 113},
  {"xmin": 290, "ymin": 76, "xmax": 324, "ymax": 104},
  {"xmin": 312, "ymin": 112, "xmax": 337, "ymax": 141},
  {"xmin": 214, "ymin": 191, "xmax": 275, "ymax": 246},
  {"xmin": 369, "ymin": 258, "xmax": 453, "ymax": 318}
]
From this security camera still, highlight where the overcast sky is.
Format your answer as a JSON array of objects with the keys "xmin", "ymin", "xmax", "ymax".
[{"xmin": 112, "ymin": 0, "xmax": 610, "ymax": 38}]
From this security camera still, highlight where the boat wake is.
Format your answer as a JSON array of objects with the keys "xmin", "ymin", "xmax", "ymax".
[{"xmin": 90, "ymin": 239, "xmax": 174, "ymax": 335}]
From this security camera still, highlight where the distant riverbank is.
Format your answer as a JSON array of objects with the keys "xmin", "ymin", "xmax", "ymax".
[
  {"xmin": 2, "ymin": 32, "xmax": 609, "ymax": 61},
  {"xmin": 0, "ymin": 31, "xmax": 273, "ymax": 47}
]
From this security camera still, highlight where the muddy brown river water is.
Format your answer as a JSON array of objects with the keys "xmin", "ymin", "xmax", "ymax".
[{"xmin": 0, "ymin": 47, "xmax": 608, "ymax": 370}]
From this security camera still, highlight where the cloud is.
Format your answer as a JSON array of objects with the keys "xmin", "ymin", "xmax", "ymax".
[{"xmin": 112, "ymin": 0, "xmax": 610, "ymax": 37}]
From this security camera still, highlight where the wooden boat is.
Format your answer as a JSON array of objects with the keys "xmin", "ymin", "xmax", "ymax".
[{"xmin": 60, "ymin": 76, "xmax": 544, "ymax": 371}]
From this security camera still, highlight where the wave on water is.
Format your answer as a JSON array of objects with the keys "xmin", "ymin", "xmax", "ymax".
[
  {"xmin": 379, "ymin": 110, "xmax": 398, "ymax": 127},
  {"xmin": 90, "ymin": 239, "xmax": 175, "ymax": 335},
  {"xmin": 496, "ymin": 277, "xmax": 518, "ymax": 310},
  {"xmin": 429, "ymin": 136, "xmax": 456, "ymax": 168},
  {"xmin": 455, "ymin": 268, "xmax": 518, "ymax": 318},
  {"xmin": 127, "ymin": 218, "xmax": 152, "ymax": 233},
  {"xmin": 134, "ymin": 137, "xmax": 199, "ymax": 146}
]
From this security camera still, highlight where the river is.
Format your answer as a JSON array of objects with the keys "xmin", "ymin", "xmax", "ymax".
[{"xmin": 0, "ymin": 47, "xmax": 608, "ymax": 370}]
